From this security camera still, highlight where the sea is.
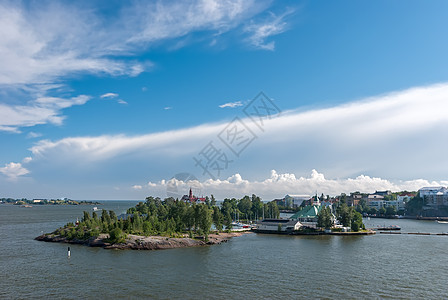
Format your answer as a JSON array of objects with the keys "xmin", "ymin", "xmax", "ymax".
[{"xmin": 1, "ymin": 201, "xmax": 448, "ymax": 299}]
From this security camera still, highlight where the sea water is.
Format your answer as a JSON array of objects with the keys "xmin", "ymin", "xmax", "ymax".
[{"xmin": 1, "ymin": 202, "xmax": 448, "ymax": 299}]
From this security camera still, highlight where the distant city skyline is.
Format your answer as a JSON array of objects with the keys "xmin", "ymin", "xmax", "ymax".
[{"xmin": 1, "ymin": 1, "xmax": 448, "ymax": 200}]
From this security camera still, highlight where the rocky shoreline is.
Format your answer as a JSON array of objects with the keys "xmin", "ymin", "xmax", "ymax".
[{"xmin": 35, "ymin": 232, "xmax": 249, "ymax": 250}]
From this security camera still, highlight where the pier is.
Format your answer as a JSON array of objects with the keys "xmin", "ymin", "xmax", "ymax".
[{"xmin": 378, "ymin": 232, "xmax": 448, "ymax": 236}]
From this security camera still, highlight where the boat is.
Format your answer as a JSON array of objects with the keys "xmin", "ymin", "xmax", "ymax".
[
  {"xmin": 93, "ymin": 206, "xmax": 102, "ymax": 211},
  {"xmin": 437, "ymin": 220, "xmax": 448, "ymax": 224}
]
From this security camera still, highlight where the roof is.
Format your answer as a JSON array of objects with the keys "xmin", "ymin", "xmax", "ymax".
[
  {"xmin": 285, "ymin": 194, "xmax": 310, "ymax": 199},
  {"xmin": 261, "ymin": 219, "xmax": 292, "ymax": 224},
  {"xmin": 259, "ymin": 219, "xmax": 299, "ymax": 225},
  {"xmin": 419, "ymin": 187, "xmax": 445, "ymax": 191},
  {"xmin": 290, "ymin": 205, "xmax": 322, "ymax": 219}
]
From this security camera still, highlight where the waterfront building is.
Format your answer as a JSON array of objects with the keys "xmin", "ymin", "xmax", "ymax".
[
  {"xmin": 367, "ymin": 194, "xmax": 384, "ymax": 209},
  {"xmin": 419, "ymin": 187, "xmax": 448, "ymax": 207},
  {"xmin": 367, "ymin": 198, "xmax": 408, "ymax": 212},
  {"xmin": 256, "ymin": 219, "xmax": 302, "ymax": 233},
  {"xmin": 397, "ymin": 193, "xmax": 415, "ymax": 203},
  {"xmin": 289, "ymin": 205, "xmax": 323, "ymax": 228}
]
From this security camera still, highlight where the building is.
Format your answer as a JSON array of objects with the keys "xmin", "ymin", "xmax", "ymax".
[
  {"xmin": 347, "ymin": 192, "xmax": 363, "ymax": 206},
  {"xmin": 256, "ymin": 219, "xmax": 302, "ymax": 233},
  {"xmin": 290, "ymin": 205, "xmax": 323, "ymax": 228},
  {"xmin": 397, "ymin": 193, "xmax": 415, "ymax": 203},
  {"xmin": 374, "ymin": 190, "xmax": 391, "ymax": 196},
  {"xmin": 181, "ymin": 188, "xmax": 205, "ymax": 203},
  {"xmin": 419, "ymin": 187, "xmax": 448, "ymax": 207}
]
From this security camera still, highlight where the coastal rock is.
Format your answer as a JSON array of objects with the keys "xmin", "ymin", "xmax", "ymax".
[{"xmin": 35, "ymin": 232, "xmax": 248, "ymax": 250}]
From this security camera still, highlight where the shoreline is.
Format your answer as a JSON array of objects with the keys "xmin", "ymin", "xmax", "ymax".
[
  {"xmin": 254, "ymin": 230, "xmax": 376, "ymax": 236},
  {"xmin": 35, "ymin": 231, "xmax": 250, "ymax": 250}
]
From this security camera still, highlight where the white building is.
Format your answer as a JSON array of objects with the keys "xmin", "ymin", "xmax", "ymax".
[
  {"xmin": 419, "ymin": 187, "xmax": 448, "ymax": 207},
  {"xmin": 256, "ymin": 219, "xmax": 302, "ymax": 232}
]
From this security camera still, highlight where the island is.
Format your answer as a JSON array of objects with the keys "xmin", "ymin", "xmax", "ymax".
[
  {"xmin": 1, "ymin": 197, "xmax": 101, "ymax": 206},
  {"xmin": 35, "ymin": 196, "xmax": 250, "ymax": 250},
  {"xmin": 35, "ymin": 192, "xmax": 378, "ymax": 250}
]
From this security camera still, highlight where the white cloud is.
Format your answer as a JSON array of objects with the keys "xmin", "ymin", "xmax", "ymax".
[
  {"xmin": 23, "ymin": 82, "xmax": 448, "ymax": 190},
  {"xmin": 27, "ymin": 132, "xmax": 43, "ymax": 139},
  {"xmin": 164, "ymin": 107, "xmax": 173, "ymax": 110},
  {"xmin": 22, "ymin": 157, "xmax": 33, "ymax": 163},
  {"xmin": 132, "ymin": 185, "xmax": 143, "ymax": 190},
  {"xmin": 139, "ymin": 169, "xmax": 440, "ymax": 200},
  {"xmin": 0, "ymin": 1, "xmax": 274, "ymax": 88},
  {"xmin": 0, "ymin": 95, "xmax": 91, "ymax": 133},
  {"xmin": 0, "ymin": 2, "xmax": 147, "ymax": 86},
  {"xmin": 125, "ymin": 0, "xmax": 265, "ymax": 45},
  {"xmin": 100, "ymin": 93, "xmax": 119, "ymax": 99},
  {"xmin": 0, "ymin": 162, "xmax": 30, "ymax": 180},
  {"xmin": 0, "ymin": 1, "xmax": 284, "ymax": 132},
  {"xmin": 219, "ymin": 101, "xmax": 243, "ymax": 108},
  {"xmin": 100, "ymin": 93, "xmax": 127, "ymax": 105},
  {"xmin": 244, "ymin": 9, "xmax": 294, "ymax": 50}
]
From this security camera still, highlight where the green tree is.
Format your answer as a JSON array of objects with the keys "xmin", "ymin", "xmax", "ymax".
[
  {"xmin": 101, "ymin": 210, "xmax": 111, "ymax": 225},
  {"xmin": 266, "ymin": 201, "xmax": 280, "ymax": 219},
  {"xmin": 317, "ymin": 206, "xmax": 334, "ymax": 229},
  {"xmin": 385, "ymin": 205, "xmax": 397, "ymax": 216},
  {"xmin": 183, "ymin": 206, "xmax": 195, "ymax": 231},
  {"xmin": 406, "ymin": 195, "xmax": 424, "ymax": 216},
  {"xmin": 336, "ymin": 203, "xmax": 353, "ymax": 227},
  {"xmin": 198, "ymin": 205, "xmax": 213, "ymax": 241},
  {"xmin": 83, "ymin": 211, "xmax": 91, "ymax": 222},
  {"xmin": 251, "ymin": 194, "xmax": 263, "ymax": 220},
  {"xmin": 109, "ymin": 227, "xmax": 126, "ymax": 243},
  {"xmin": 109, "ymin": 210, "xmax": 118, "ymax": 224},
  {"xmin": 224, "ymin": 211, "xmax": 232, "ymax": 231},
  {"xmin": 238, "ymin": 196, "xmax": 252, "ymax": 220},
  {"xmin": 212, "ymin": 206, "xmax": 223, "ymax": 232},
  {"xmin": 351, "ymin": 211, "xmax": 364, "ymax": 232}
]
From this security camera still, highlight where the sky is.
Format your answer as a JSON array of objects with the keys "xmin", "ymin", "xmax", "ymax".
[{"xmin": 1, "ymin": 0, "xmax": 448, "ymax": 200}]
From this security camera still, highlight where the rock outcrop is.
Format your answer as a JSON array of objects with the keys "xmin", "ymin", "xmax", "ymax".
[{"xmin": 35, "ymin": 232, "xmax": 247, "ymax": 250}]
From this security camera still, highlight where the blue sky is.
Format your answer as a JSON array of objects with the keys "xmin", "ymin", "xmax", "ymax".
[{"xmin": 1, "ymin": 0, "xmax": 448, "ymax": 200}]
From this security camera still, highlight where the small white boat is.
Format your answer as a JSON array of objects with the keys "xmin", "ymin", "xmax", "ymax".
[
  {"xmin": 437, "ymin": 220, "xmax": 448, "ymax": 224},
  {"xmin": 93, "ymin": 206, "xmax": 102, "ymax": 211}
]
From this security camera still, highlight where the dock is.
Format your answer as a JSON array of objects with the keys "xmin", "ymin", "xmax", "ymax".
[{"xmin": 379, "ymin": 232, "xmax": 448, "ymax": 236}]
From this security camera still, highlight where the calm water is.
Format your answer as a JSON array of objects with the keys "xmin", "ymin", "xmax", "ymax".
[{"xmin": 2, "ymin": 202, "xmax": 448, "ymax": 299}]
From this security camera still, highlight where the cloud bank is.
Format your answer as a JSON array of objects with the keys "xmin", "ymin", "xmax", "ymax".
[
  {"xmin": 140, "ymin": 169, "xmax": 446, "ymax": 200},
  {"xmin": 15, "ymin": 82, "xmax": 448, "ymax": 198}
]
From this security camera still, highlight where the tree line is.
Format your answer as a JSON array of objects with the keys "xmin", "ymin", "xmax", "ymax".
[
  {"xmin": 54, "ymin": 194, "xmax": 279, "ymax": 243},
  {"xmin": 317, "ymin": 203, "xmax": 365, "ymax": 232}
]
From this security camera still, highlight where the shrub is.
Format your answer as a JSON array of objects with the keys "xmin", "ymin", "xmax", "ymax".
[{"xmin": 109, "ymin": 228, "xmax": 126, "ymax": 244}]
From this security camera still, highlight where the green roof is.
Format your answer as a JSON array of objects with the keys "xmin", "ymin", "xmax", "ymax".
[{"xmin": 290, "ymin": 205, "xmax": 322, "ymax": 219}]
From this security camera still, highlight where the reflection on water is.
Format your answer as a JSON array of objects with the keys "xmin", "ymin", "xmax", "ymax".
[{"xmin": 1, "ymin": 203, "xmax": 448, "ymax": 299}]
